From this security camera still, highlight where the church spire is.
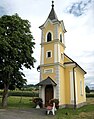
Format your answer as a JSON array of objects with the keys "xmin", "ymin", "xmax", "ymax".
[{"xmin": 48, "ymin": 1, "xmax": 58, "ymax": 21}]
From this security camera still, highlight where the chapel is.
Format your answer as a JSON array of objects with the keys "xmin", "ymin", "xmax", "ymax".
[{"xmin": 37, "ymin": 1, "xmax": 86, "ymax": 108}]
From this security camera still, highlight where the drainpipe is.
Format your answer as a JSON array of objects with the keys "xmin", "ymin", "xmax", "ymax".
[{"xmin": 73, "ymin": 63, "xmax": 77, "ymax": 109}]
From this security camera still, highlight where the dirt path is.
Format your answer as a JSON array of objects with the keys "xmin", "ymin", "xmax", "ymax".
[{"xmin": 0, "ymin": 109, "xmax": 57, "ymax": 119}]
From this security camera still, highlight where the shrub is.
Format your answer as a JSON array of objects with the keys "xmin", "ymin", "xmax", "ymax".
[
  {"xmin": 86, "ymin": 93, "xmax": 94, "ymax": 98},
  {"xmin": 33, "ymin": 97, "xmax": 43, "ymax": 108},
  {"xmin": 49, "ymin": 98, "xmax": 59, "ymax": 109},
  {"xmin": 0, "ymin": 90, "xmax": 39, "ymax": 97},
  {"xmin": 85, "ymin": 86, "xmax": 90, "ymax": 93}
]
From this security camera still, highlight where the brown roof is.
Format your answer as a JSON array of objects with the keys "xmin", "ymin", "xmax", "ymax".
[{"xmin": 36, "ymin": 76, "xmax": 57, "ymax": 86}]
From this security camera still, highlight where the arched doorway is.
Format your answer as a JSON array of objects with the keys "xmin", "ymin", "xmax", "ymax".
[{"xmin": 45, "ymin": 85, "xmax": 53, "ymax": 106}]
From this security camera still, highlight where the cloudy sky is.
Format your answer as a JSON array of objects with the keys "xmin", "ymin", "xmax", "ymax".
[{"xmin": 0, "ymin": 0, "xmax": 94, "ymax": 87}]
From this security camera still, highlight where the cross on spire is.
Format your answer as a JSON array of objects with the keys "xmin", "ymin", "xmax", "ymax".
[{"xmin": 52, "ymin": 1, "xmax": 54, "ymax": 8}]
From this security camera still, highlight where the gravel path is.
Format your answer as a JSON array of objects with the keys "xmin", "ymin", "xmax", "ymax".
[{"xmin": 0, "ymin": 108, "xmax": 57, "ymax": 119}]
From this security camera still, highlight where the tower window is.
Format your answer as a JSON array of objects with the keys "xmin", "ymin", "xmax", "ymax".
[
  {"xmin": 47, "ymin": 32, "xmax": 52, "ymax": 42},
  {"xmin": 46, "ymin": 51, "xmax": 52, "ymax": 58},
  {"xmin": 60, "ymin": 34, "xmax": 62, "ymax": 43}
]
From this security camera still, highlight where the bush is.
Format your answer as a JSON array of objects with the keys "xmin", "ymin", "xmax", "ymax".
[
  {"xmin": 33, "ymin": 97, "xmax": 43, "ymax": 108},
  {"xmin": 49, "ymin": 99, "xmax": 59, "ymax": 109},
  {"xmin": 86, "ymin": 93, "xmax": 94, "ymax": 98},
  {"xmin": 0, "ymin": 90, "xmax": 39, "ymax": 97},
  {"xmin": 9, "ymin": 91, "xmax": 39, "ymax": 97},
  {"xmin": 85, "ymin": 86, "xmax": 90, "ymax": 93},
  {"xmin": 0, "ymin": 90, "xmax": 3, "ymax": 96}
]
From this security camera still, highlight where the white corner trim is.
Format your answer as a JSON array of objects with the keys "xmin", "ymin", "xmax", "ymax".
[
  {"xmin": 41, "ymin": 31, "xmax": 44, "ymax": 43},
  {"xmin": 54, "ymin": 44, "xmax": 57, "ymax": 63},
  {"xmin": 41, "ymin": 47, "xmax": 44, "ymax": 65},
  {"xmin": 57, "ymin": 44, "xmax": 60, "ymax": 62}
]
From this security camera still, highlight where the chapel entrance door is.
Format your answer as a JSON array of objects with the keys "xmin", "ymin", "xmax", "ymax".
[{"xmin": 45, "ymin": 85, "xmax": 53, "ymax": 107}]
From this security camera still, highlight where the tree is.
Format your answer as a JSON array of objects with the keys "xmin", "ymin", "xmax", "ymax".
[
  {"xmin": 0, "ymin": 14, "xmax": 36, "ymax": 107},
  {"xmin": 85, "ymin": 85, "xmax": 90, "ymax": 93}
]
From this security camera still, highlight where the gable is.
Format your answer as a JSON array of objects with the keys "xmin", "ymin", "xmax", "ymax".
[
  {"xmin": 64, "ymin": 53, "xmax": 86, "ymax": 74},
  {"xmin": 39, "ymin": 18, "xmax": 53, "ymax": 29},
  {"xmin": 64, "ymin": 53, "xmax": 74, "ymax": 62}
]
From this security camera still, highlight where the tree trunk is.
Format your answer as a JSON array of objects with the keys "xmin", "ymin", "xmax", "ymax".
[{"xmin": 2, "ymin": 83, "xmax": 9, "ymax": 108}]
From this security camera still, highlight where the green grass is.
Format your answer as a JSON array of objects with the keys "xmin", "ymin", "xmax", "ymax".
[
  {"xmin": 0, "ymin": 96, "xmax": 35, "ymax": 109},
  {"xmin": 56, "ymin": 103, "xmax": 94, "ymax": 119},
  {"xmin": 0, "ymin": 96, "xmax": 94, "ymax": 119}
]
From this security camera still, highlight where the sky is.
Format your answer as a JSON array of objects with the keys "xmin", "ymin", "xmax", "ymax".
[{"xmin": 0, "ymin": 0, "xmax": 94, "ymax": 87}]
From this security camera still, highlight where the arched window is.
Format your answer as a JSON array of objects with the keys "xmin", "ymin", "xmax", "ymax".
[
  {"xmin": 60, "ymin": 34, "xmax": 62, "ymax": 43},
  {"xmin": 47, "ymin": 32, "xmax": 52, "ymax": 42}
]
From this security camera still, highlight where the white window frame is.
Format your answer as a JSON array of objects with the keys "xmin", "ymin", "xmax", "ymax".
[
  {"xmin": 46, "ymin": 50, "xmax": 52, "ymax": 58},
  {"xmin": 46, "ymin": 31, "xmax": 53, "ymax": 42}
]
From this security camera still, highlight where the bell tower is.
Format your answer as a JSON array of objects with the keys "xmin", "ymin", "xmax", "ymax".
[
  {"xmin": 39, "ymin": 1, "xmax": 67, "ymax": 106},
  {"xmin": 39, "ymin": 1, "xmax": 66, "ymax": 65}
]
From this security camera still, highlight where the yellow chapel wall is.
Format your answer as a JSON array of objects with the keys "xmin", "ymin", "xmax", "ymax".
[
  {"xmin": 64, "ymin": 65, "xmax": 86, "ymax": 105},
  {"xmin": 75, "ymin": 68, "xmax": 86, "ymax": 104},
  {"xmin": 41, "ymin": 65, "xmax": 56, "ymax": 81}
]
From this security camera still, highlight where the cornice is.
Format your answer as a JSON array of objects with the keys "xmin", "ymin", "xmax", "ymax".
[
  {"xmin": 40, "ymin": 39, "xmax": 66, "ymax": 48},
  {"xmin": 40, "ymin": 62, "xmax": 65, "ymax": 68}
]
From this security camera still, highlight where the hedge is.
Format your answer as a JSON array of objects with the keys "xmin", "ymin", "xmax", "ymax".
[
  {"xmin": 0, "ymin": 90, "xmax": 39, "ymax": 97},
  {"xmin": 86, "ymin": 93, "xmax": 94, "ymax": 98}
]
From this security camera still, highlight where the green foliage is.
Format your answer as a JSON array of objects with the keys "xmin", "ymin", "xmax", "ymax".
[
  {"xmin": 0, "ymin": 13, "xmax": 36, "ymax": 88},
  {"xmin": 0, "ymin": 90, "xmax": 39, "ymax": 97},
  {"xmin": 23, "ymin": 84, "xmax": 39, "ymax": 91},
  {"xmin": 0, "ymin": 14, "xmax": 36, "ymax": 107},
  {"xmin": 9, "ymin": 91, "xmax": 38, "ymax": 97},
  {"xmin": 0, "ymin": 96, "xmax": 35, "ymax": 109},
  {"xmin": 56, "ymin": 104, "xmax": 94, "ymax": 119},
  {"xmin": 86, "ymin": 93, "xmax": 94, "ymax": 98},
  {"xmin": 85, "ymin": 86, "xmax": 90, "ymax": 93},
  {"xmin": 33, "ymin": 97, "xmax": 43, "ymax": 108},
  {"xmin": 49, "ymin": 98, "xmax": 59, "ymax": 109}
]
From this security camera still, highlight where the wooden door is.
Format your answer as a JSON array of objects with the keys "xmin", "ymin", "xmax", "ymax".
[{"xmin": 45, "ymin": 85, "xmax": 53, "ymax": 107}]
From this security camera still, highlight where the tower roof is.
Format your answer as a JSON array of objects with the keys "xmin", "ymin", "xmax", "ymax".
[
  {"xmin": 39, "ymin": 1, "xmax": 67, "ymax": 33},
  {"xmin": 48, "ymin": 1, "xmax": 58, "ymax": 21}
]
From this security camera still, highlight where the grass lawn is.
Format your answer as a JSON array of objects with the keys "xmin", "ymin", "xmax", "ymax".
[
  {"xmin": 56, "ymin": 104, "xmax": 94, "ymax": 119},
  {"xmin": 0, "ymin": 96, "xmax": 94, "ymax": 119},
  {"xmin": 56, "ymin": 98, "xmax": 94, "ymax": 119},
  {"xmin": 0, "ymin": 96, "xmax": 35, "ymax": 109}
]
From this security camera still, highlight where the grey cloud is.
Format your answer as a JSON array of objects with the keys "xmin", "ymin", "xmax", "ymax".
[{"xmin": 65, "ymin": 0, "xmax": 93, "ymax": 17}]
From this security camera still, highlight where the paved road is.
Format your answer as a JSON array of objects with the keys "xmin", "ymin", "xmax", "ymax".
[{"xmin": 0, "ymin": 109, "xmax": 57, "ymax": 119}]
